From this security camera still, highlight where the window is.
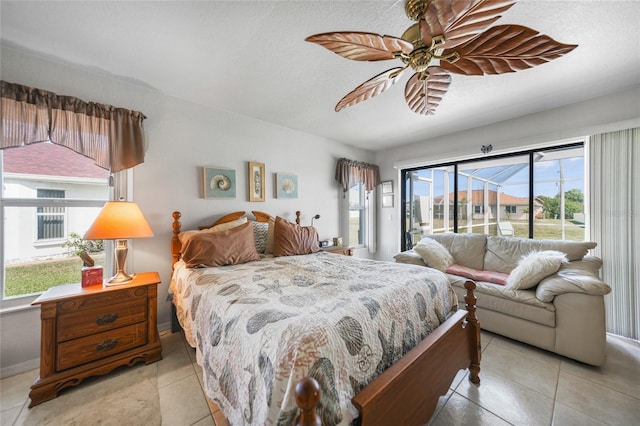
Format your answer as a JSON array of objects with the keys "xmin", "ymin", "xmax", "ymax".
[
  {"xmin": 1, "ymin": 143, "xmax": 111, "ymax": 304},
  {"xmin": 348, "ymin": 183, "xmax": 365, "ymax": 246},
  {"xmin": 401, "ymin": 142, "xmax": 585, "ymax": 250},
  {"xmin": 37, "ymin": 189, "xmax": 65, "ymax": 240}
]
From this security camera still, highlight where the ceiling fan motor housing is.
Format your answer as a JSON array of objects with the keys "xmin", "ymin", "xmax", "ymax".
[{"xmin": 405, "ymin": 0, "xmax": 431, "ymax": 21}]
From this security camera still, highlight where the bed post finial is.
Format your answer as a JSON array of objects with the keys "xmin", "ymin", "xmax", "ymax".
[
  {"xmin": 464, "ymin": 280, "xmax": 481, "ymax": 384},
  {"xmin": 295, "ymin": 211, "xmax": 301, "ymax": 225},
  {"xmin": 294, "ymin": 376, "xmax": 321, "ymax": 426},
  {"xmin": 171, "ymin": 211, "xmax": 182, "ymax": 270}
]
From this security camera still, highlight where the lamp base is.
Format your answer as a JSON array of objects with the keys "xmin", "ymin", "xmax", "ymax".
[
  {"xmin": 105, "ymin": 239, "xmax": 135, "ymax": 286},
  {"xmin": 105, "ymin": 271, "xmax": 135, "ymax": 286}
]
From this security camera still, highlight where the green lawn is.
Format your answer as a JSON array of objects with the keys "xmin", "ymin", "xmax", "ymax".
[
  {"xmin": 5, "ymin": 253, "xmax": 106, "ymax": 298},
  {"xmin": 411, "ymin": 219, "xmax": 585, "ymax": 245}
]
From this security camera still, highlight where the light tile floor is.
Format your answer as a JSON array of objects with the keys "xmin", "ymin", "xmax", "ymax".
[{"xmin": 1, "ymin": 330, "xmax": 638, "ymax": 425}]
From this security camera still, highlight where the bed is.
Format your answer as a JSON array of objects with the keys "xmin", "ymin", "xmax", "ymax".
[{"xmin": 170, "ymin": 210, "xmax": 480, "ymax": 425}]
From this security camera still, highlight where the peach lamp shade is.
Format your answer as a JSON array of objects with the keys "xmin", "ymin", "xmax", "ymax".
[{"xmin": 84, "ymin": 201, "xmax": 153, "ymax": 285}]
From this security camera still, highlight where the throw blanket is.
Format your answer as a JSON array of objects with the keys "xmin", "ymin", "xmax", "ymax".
[{"xmin": 171, "ymin": 252, "xmax": 457, "ymax": 425}]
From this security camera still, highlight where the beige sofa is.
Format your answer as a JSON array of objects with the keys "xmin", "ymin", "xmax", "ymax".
[{"xmin": 394, "ymin": 234, "xmax": 612, "ymax": 366}]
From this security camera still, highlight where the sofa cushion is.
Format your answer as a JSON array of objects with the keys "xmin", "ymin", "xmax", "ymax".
[
  {"xmin": 448, "ymin": 276, "xmax": 555, "ymax": 327},
  {"xmin": 506, "ymin": 250, "xmax": 568, "ymax": 290},
  {"xmin": 484, "ymin": 236, "xmax": 597, "ymax": 274},
  {"xmin": 413, "ymin": 238, "xmax": 454, "ymax": 272},
  {"xmin": 423, "ymin": 233, "xmax": 487, "ymax": 270},
  {"xmin": 393, "ymin": 250, "xmax": 427, "ymax": 266}
]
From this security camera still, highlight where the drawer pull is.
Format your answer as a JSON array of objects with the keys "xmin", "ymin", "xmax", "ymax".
[
  {"xmin": 96, "ymin": 313, "xmax": 118, "ymax": 325},
  {"xmin": 96, "ymin": 339, "xmax": 119, "ymax": 352}
]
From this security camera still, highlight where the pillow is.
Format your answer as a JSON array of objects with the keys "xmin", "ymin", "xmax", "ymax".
[
  {"xmin": 393, "ymin": 250, "xmax": 427, "ymax": 266},
  {"xmin": 445, "ymin": 264, "xmax": 509, "ymax": 286},
  {"xmin": 505, "ymin": 250, "xmax": 568, "ymax": 290},
  {"xmin": 178, "ymin": 217, "xmax": 247, "ymax": 245},
  {"xmin": 265, "ymin": 217, "xmax": 275, "ymax": 254},
  {"xmin": 413, "ymin": 238, "xmax": 454, "ymax": 272},
  {"xmin": 273, "ymin": 216, "xmax": 320, "ymax": 257},
  {"xmin": 252, "ymin": 221, "xmax": 269, "ymax": 254},
  {"xmin": 180, "ymin": 221, "xmax": 260, "ymax": 268}
]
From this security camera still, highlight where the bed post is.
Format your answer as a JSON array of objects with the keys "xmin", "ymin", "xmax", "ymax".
[
  {"xmin": 295, "ymin": 210, "xmax": 301, "ymax": 225},
  {"xmin": 171, "ymin": 211, "xmax": 182, "ymax": 270},
  {"xmin": 464, "ymin": 280, "xmax": 481, "ymax": 384},
  {"xmin": 294, "ymin": 377, "xmax": 321, "ymax": 426}
]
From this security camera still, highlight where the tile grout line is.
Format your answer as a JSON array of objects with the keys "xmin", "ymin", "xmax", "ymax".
[
  {"xmin": 451, "ymin": 390, "xmax": 517, "ymax": 426},
  {"xmin": 10, "ymin": 398, "xmax": 29, "ymax": 426},
  {"xmin": 558, "ymin": 367, "xmax": 640, "ymax": 401}
]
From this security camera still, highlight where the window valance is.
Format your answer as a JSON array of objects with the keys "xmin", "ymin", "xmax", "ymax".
[
  {"xmin": 335, "ymin": 157, "xmax": 381, "ymax": 193},
  {"xmin": 0, "ymin": 80, "xmax": 147, "ymax": 172}
]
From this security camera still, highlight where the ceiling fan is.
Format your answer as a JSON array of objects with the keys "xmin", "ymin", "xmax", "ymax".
[{"xmin": 305, "ymin": 0, "xmax": 577, "ymax": 115}]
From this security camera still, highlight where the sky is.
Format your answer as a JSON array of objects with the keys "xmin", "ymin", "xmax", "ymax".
[{"xmin": 411, "ymin": 156, "xmax": 584, "ymax": 199}]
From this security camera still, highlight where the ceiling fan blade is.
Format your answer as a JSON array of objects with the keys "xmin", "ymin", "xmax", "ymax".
[
  {"xmin": 440, "ymin": 24, "xmax": 578, "ymax": 75},
  {"xmin": 305, "ymin": 32, "xmax": 413, "ymax": 61},
  {"xmin": 404, "ymin": 67, "xmax": 451, "ymax": 115},
  {"xmin": 421, "ymin": 0, "xmax": 515, "ymax": 50},
  {"xmin": 335, "ymin": 67, "xmax": 407, "ymax": 111}
]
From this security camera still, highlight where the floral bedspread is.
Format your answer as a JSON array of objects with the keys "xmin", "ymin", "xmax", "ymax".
[{"xmin": 170, "ymin": 252, "xmax": 457, "ymax": 425}]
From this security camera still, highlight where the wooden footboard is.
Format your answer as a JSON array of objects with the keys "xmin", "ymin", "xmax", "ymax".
[{"xmin": 295, "ymin": 280, "xmax": 480, "ymax": 425}]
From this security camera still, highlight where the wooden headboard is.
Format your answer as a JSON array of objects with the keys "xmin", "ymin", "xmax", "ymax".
[{"xmin": 171, "ymin": 210, "xmax": 301, "ymax": 269}]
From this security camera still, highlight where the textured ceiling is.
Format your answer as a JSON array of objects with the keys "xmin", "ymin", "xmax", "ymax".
[{"xmin": 2, "ymin": 1, "xmax": 639, "ymax": 151}]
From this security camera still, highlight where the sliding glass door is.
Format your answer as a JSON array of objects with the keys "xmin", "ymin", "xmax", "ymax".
[{"xmin": 401, "ymin": 143, "xmax": 584, "ymax": 250}]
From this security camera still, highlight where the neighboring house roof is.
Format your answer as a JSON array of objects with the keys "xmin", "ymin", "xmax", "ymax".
[
  {"xmin": 4, "ymin": 142, "xmax": 109, "ymax": 179},
  {"xmin": 433, "ymin": 190, "xmax": 542, "ymax": 207}
]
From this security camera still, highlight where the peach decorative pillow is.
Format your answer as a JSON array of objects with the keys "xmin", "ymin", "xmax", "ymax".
[
  {"xmin": 506, "ymin": 250, "xmax": 568, "ymax": 290},
  {"xmin": 273, "ymin": 216, "xmax": 320, "ymax": 257},
  {"xmin": 178, "ymin": 217, "xmax": 247, "ymax": 245},
  {"xmin": 445, "ymin": 264, "xmax": 509, "ymax": 286},
  {"xmin": 181, "ymin": 221, "xmax": 260, "ymax": 268}
]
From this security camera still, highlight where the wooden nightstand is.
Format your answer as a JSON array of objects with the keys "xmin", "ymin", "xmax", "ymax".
[
  {"xmin": 28, "ymin": 272, "xmax": 163, "ymax": 407},
  {"xmin": 320, "ymin": 246, "xmax": 354, "ymax": 256}
]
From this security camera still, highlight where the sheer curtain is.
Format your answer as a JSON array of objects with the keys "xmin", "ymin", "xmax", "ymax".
[
  {"xmin": 1, "ymin": 80, "xmax": 146, "ymax": 172},
  {"xmin": 589, "ymin": 128, "xmax": 639, "ymax": 340}
]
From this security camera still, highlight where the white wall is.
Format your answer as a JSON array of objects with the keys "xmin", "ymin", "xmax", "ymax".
[
  {"xmin": 0, "ymin": 45, "xmax": 373, "ymax": 374},
  {"xmin": 374, "ymin": 86, "xmax": 640, "ymax": 262}
]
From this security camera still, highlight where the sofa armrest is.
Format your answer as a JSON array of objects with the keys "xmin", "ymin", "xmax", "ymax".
[
  {"xmin": 393, "ymin": 250, "xmax": 427, "ymax": 267},
  {"xmin": 535, "ymin": 257, "xmax": 611, "ymax": 302}
]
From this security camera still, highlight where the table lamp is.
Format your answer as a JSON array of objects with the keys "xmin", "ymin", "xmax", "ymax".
[{"xmin": 84, "ymin": 200, "xmax": 154, "ymax": 285}]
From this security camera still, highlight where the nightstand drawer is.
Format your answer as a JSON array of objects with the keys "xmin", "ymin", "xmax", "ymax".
[
  {"xmin": 57, "ymin": 286, "xmax": 147, "ymax": 314},
  {"xmin": 57, "ymin": 322, "xmax": 148, "ymax": 371},
  {"xmin": 57, "ymin": 298, "xmax": 147, "ymax": 342}
]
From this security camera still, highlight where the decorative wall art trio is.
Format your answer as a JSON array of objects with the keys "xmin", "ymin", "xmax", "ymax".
[{"xmin": 202, "ymin": 163, "xmax": 299, "ymax": 201}]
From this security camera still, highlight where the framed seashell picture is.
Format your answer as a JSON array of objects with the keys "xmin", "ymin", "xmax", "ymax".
[
  {"xmin": 248, "ymin": 161, "xmax": 266, "ymax": 202},
  {"xmin": 203, "ymin": 166, "xmax": 236, "ymax": 198},
  {"xmin": 276, "ymin": 173, "xmax": 298, "ymax": 199}
]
